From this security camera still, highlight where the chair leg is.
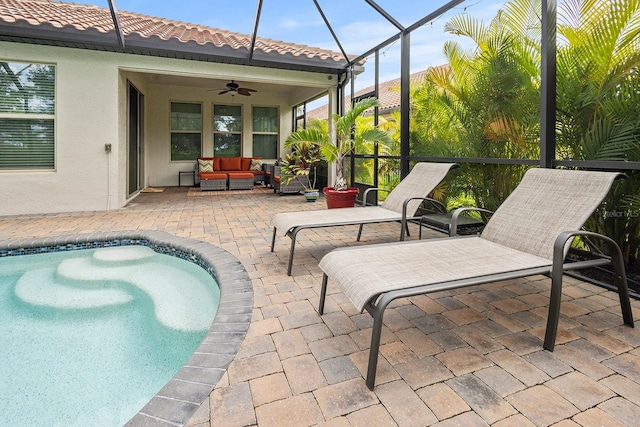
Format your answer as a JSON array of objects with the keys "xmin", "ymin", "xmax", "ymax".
[
  {"xmin": 546, "ymin": 231, "xmax": 635, "ymax": 351},
  {"xmin": 543, "ymin": 266, "xmax": 564, "ymax": 351},
  {"xmin": 286, "ymin": 228, "xmax": 299, "ymax": 276},
  {"xmin": 366, "ymin": 304, "xmax": 386, "ymax": 390},
  {"xmin": 400, "ymin": 218, "xmax": 407, "ymax": 241},
  {"xmin": 610, "ymin": 241, "xmax": 635, "ymax": 328},
  {"xmin": 357, "ymin": 224, "xmax": 364, "ymax": 241},
  {"xmin": 319, "ymin": 274, "xmax": 328, "ymax": 315},
  {"xmin": 270, "ymin": 227, "xmax": 277, "ymax": 252}
]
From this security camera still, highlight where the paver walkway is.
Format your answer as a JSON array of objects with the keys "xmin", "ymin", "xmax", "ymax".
[{"xmin": 1, "ymin": 186, "xmax": 639, "ymax": 427}]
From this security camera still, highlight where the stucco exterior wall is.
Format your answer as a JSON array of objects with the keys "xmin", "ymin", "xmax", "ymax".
[
  {"xmin": 1, "ymin": 42, "xmax": 120, "ymax": 216},
  {"xmin": 0, "ymin": 41, "xmax": 334, "ymax": 216}
]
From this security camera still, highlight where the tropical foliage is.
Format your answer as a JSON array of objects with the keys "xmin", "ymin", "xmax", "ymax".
[
  {"xmin": 554, "ymin": 0, "xmax": 640, "ymax": 267},
  {"xmin": 279, "ymin": 140, "xmax": 322, "ymax": 190},
  {"xmin": 411, "ymin": 0, "xmax": 542, "ymax": 210},
  {"xmin": 287, "ymin": 97, "xmax": 392, "ymax": 190},
  {"xmin": 403, "ymin": 0, "xmax": 640, "ymax": 269}
]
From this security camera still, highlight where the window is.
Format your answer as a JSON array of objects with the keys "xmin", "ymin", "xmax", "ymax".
[
  {"xmin": 294, "ymin": 104, "xmax": 305, "ymax": 131},
  {"xmin": 213, "ymin": 104, "xmax": 242, "ymax": 157},
  {"xmin": 252, "ymin": 106, "xmax": 278, "ymax": 159},
  {"xmin": 170, "ymin": 102, "xmax": 201, "ymax": 161},
  {"xmin": 0, "ymin": 61, "xmax": 55, "ymax": 170}
]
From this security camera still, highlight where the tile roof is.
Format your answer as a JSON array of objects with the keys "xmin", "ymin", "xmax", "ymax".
[
  {"xmin": 0, "ymin": 0, "xmax": 349, "ymax": 71},
  {"xmin": 307, "ymin": 69, "xmax": 430, "ymax": 119}
]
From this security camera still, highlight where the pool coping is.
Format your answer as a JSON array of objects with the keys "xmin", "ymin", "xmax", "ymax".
[{"xmin": 0, "ymin": 230, "xmax": 253, "ymax": 427}]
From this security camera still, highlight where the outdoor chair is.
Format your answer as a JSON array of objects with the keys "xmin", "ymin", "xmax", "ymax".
[
  {"xmin": 270, "ymin": 162, "xmax": 457, "ymax": 275},
  {"xmin": 273, "ymin": 165, "xmax": 310, "ymax": 195},
  {"xmin": 317, "ymin": 167, "xmax": 635, "ymax": 390}
]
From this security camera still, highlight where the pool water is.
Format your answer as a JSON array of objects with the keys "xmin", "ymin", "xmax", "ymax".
[{"xmin": 0, "ymin": 246, "xmax": 220, "ymax": 426}]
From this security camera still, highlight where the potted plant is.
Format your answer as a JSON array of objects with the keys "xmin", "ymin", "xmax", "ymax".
[
  {"xmin": 285, "ymin": 97, "xmax": 392, "ymax": 208},
  {"xmin": 279, "ymin": 140, "xmax": 322, "ymax": 202}
]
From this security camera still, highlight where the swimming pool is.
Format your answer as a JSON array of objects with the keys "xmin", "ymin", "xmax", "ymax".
[{"xmin": 0, "ymin": 230, "xmax": 253, "ymax": 426}]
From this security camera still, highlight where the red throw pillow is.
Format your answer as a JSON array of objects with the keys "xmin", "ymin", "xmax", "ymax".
[{"xmin": 213, "ymin": 157, "xmax": 221, "ymax": 171}]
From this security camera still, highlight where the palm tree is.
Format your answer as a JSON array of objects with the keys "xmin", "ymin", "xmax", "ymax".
[
  {"xmin": 411, "ymin": 0, "xmax": 542, "ymax": 210},
  {"xmin": 409, "ymin": 0, "xmax": 640, "ymax": 268},
  {"xmin": 555, "ymin": 0, "xmax": 640, "ymax": 267},
  {"xmin": 286, "ymin": 97, "xmax": 392, "ymax": 190}
]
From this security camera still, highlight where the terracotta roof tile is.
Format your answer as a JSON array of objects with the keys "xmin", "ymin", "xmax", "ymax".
[
  {"xmin": 0, "ymin": 0, "xmax": 346, "ymax": 62},
  {"xmin": 307, "ymin": 69, "xmax": 432, "ymax": 120}
]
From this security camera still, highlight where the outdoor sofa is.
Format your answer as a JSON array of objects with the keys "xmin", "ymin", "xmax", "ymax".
[
  {"xmin": 317, "ymin": 167, "xmax": 635, "ymax": 389},
  {"xmin": 196, "ymin": 156, "xmax": 265, "ymax": 190}
]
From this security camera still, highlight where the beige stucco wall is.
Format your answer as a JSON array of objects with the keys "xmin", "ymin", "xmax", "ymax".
[{"xmin": 0, "ymin": 41, "xmax": 335, "ymax": 216}]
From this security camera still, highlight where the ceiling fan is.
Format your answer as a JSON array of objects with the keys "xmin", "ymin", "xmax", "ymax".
[{"xmin": 215, "ymin": 80, "xmax": 257, "ymax": 96}]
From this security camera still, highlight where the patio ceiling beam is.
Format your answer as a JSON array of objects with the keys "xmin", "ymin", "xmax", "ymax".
[
  {"xmin": 248, "ymin": 0, "xmax": 264, "ymax": 64},
  {"xmin": 107, "ymin": 0, "xmax": 125, "ymax": 51},
  {"xmin": 364, "ymin": 0, "xmax": 405, "ymax": 31},
  {"xmin": 313, "ymin": 0, "xmax": 349, "ymax": 63}
]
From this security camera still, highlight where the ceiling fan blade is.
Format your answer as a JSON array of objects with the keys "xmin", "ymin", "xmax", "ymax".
[
  {"xmin": 237, "ymin": 88, "xmax": 253, "ymax": 96},
  {"xmin": 219, "ymin": 90, "xmax": 230, "ymax": 95}
]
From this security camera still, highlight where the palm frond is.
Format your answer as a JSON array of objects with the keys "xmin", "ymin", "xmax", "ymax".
[
  {"xmin": 503, "ymin": 0, "xmax": 542, "ymax": 40},
  {"xmin": 444, "ymin": 13, "xmax": 488, "ymax": 45}
]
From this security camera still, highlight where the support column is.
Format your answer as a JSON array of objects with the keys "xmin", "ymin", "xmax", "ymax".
[
  {"xmin": 540, "ymin": 0, "xmax": 557, "ymax": 168},
  {"xmin": 400, "ymin": 32, "xmax": 410, "ymax": 178}
]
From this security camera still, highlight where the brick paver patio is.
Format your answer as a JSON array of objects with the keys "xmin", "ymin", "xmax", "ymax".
[{"xmin": 1, "ymin": 185, "xmax": 639, "ymax": 426}]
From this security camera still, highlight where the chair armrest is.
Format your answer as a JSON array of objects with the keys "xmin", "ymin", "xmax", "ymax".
[
  {"xmin": 398, "ymin": 196, "xmax": 446, "ymax": 240},
  {"xmin": 362, "ymin": 187, "xmax": 390, "ymax": 206},
  {"xmin": 543, "ymin": 229, "xmax": 634, "ymax": 351},
  {"xmin": 553, "ymin": 230, "xmax": 619, "ymax": 266},
  {"xmin": 401, "ymin": 196, "xmax": 445, "ymax": 217},
  {"xmin": 450, "ymin": 207, "xmax": 493, "ymax": 237}
]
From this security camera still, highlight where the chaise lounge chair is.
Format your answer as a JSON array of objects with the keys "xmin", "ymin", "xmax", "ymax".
[
  {"xmin": 317, "ymin": 167, "xmax": 635, "ymax": 389},
  {"xmin": 270, "ymin": 162, "xmax": 457, "ymax": 275}
]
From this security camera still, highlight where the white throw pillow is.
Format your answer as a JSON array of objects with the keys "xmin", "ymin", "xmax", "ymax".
[
  {"xmin": 198, "ymin": 159, "xmax": 213, "ymax": 172},
  {"xmin": 250, "ymin": 159, "xmax": 263, "ymax": 171}
]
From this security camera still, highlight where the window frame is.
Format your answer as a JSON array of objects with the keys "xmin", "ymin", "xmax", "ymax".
[
  {"xmin": 170, "ymin": 101, "xmax": 202, "ymax": 162},
  {"xmin": 213, "ymin": 103, "xmax": 243, "ymax": 157},
  {"xmin": 252, "ymin": 105, "xmax": 279, "ymax": 159},
  {"xmin": 0, "ymin": 60, "xmax": 56, "ymax": 171}
]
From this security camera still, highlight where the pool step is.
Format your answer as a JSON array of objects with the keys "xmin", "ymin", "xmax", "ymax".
[
  {"xmin": 14, "ymin": 267, "xmax": 133, "ymax": 309},
  {"xmin": 14, "ymin": 246, "xmax": 217, "ymax": 332}
]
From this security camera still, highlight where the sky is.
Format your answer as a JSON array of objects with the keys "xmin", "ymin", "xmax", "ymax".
[{"xmin": 91, "ymin": 0, "xmax": 507, "ymax": 90}]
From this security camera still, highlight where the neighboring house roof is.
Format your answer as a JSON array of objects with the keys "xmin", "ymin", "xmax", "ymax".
[
  {"xmin": 307, "ymin": 69, "xmax": 429, "ymax": 120},
  {"xmin": 0, "ymin": 0, "xmax": 350, "ymax": 73}
]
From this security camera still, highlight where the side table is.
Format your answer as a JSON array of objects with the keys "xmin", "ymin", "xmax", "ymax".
[
  {"xmin": 418, "ymin": 213, "xmax": 485, "ymax": 239},
  {"xmin": 179, "ymin": 170, "xmax": 195, "ymax": 187}
]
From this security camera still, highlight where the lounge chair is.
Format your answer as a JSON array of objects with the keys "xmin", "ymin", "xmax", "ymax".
[
  {"xmin": 317, "ymin": 167, "xmax": 635, "ymax": 389},
  {"xmin": 270, "ymin": 162, "xmax": 457, "ymax": 275}
]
